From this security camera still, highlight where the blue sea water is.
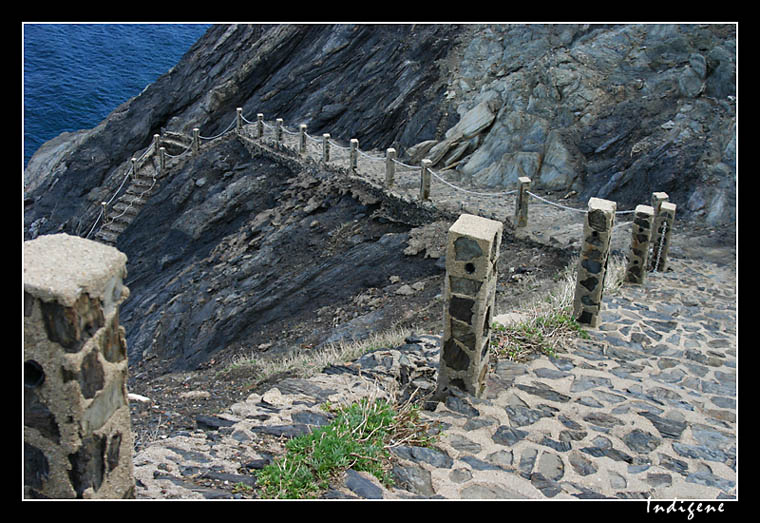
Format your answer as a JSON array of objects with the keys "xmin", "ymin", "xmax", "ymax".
[{"xmin": 23, "ymin": 23, "xmax": 212, "ymax": 167}]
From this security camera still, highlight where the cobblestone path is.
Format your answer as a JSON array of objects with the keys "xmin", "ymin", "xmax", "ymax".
[{"xmin": 133, "ymin": 252, "xmax": 737, "ymax": 500}]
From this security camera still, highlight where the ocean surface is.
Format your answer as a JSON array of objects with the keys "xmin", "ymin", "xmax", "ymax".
[{"xmin": 23, "ymin": 23, "xmax": 212, "ymax": 167}]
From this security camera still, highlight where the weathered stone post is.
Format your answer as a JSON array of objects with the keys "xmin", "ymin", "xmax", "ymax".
[
  {"xmin": 257, "ymin": 113, "xmax": 264, "ymax": 138},
  {"xmin": 192, "ymin": 128, "xmax": 200, "ymax": 156},
  {"xmin": 159, "ymin": 147, "xmax": 166, "ymax": 174},
  {"xmin": 152, "ymin": 134, "xmax": 160, "ymax": 155},
  {"xmin": 349, "ymin": 139, "xmax": 359, "ymax": 172},
  {"xmin": 625, "ymin": 204, "xmax": 655, "ymax": 284},
  {"xmin": 572, "ymin": 197, "xmax": 616, "ymax": 328},
  {"xmin": 275, "ymin": 118, "xmax": 283, "ymax": 144},
  {"xmin": 420, "ymin": 159, "xmax": 432, "ymax": 201},
  {"xmin": 322, "ymin": 133, "xmax": 331, "ymax": 163},
  {"xmin": 650, "ymin": 201, "xmax": 676, "ymax": 272},
  {"xmin": 131, "ymin": 158, "xmax": 137, "ymax": 180},
  {"xmin": 651, "ymin": 191, "xmax": 669, "ymax": 215},
  {"xmin": 236, "ymin": 107, "xmax": 243, "ymax": 134},
  {"xmin": 386, "ymin": 148, "xmax": 396, "ymax": 188},
  {"xmin": 299, "ymin": 124, "xmax": 307, "ymax": 154},
  {"xmin": 24, "ymin": 233, "xmax": 134, "ymax": 499},
  {"xmin": 515, "ymin": 176, "xmax": 531, "ymax": 228},
  {"xmin": 435, "ymin": 214, "xmax": 503, "ymax": 399}
]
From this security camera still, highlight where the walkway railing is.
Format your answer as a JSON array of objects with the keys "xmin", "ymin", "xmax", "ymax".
[{"xmin": 83, "ymin": 107, "xmax": 676, "ymax": 281}]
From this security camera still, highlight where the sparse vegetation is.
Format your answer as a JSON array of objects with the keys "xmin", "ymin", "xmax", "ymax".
[
  {"xmin": 491, "ymin": 254, "xmax": 626, "ymax": 362},
  {"xmin": 255, "ymin": 393, "xmax": 438, "ymax": 499}
]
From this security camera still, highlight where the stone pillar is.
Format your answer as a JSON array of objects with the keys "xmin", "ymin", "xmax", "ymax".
[
  {"xmin": 24, "ymin": 233, "xmax": 134, "ymax": 499},
  {"xmin": 650, "ymin": 201, "xmax": 676, "ymax": 272},
  {"xmin": 192, "ymin": 128, "xmax": 200, "ymax": 156},
  {"xmin": 436, "ymin": 214, "xmax": 503, "ymax": 399},
  {"xmin": 651, "ymin": 191, "xmax": 669, "ymax": 215},
  {"xmin": 420, "ymin": 159, "xmax": 432, "ymax": 201},
  {"xmin": 386, "ymin": 148, "xmax": 396, "ymax": 188},
  {"xmin": 159, "ymin": 147, "xmax": 166, "ymax": 174},
  {"xmin": 515, "ymin": 176, "xmax": 531, "ymax": 228},
  {"xmin": 236, "ymin": 107, "xmax": 243, "ymax": 134},
  {"xmin": 257, "ymin": 113, "xmax": 264, "ymax": 138},
  {"xmin": 275, "ymin": 118, "xmax": 283, "ymax": 144},
  {"xmin": 349, "ymin": 139, "xmax": 359, "ymax": 172},
  {"xmin": 299, "ymin": 124, "xmax": 307, "ymax": 154},
  {"xmin": 130, "ymin": 158, "xmax": 137, "ymax": 180},
  {"xmin": 572, "ymin": 197, "xmax": 616, "ymax": 328},
  {"xmin": 152, "ymin": 134, "xmax": 160, "ymax": 155},
  {"xmin": 625, "ymin": 205, "xmax": 655, "ymax": 284},
  {"xmin": 322, "ymin": 133, "xmax": 331, "ymax": 163}
]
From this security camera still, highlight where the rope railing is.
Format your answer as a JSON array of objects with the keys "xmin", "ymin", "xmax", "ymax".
[{"xmin": 84, "ymin": 107, "xmax": 671, "ymax": 263}]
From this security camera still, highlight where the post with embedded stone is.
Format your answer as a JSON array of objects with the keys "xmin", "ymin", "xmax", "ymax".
[
  {"xmin": 420, "ymin": 159, "xmax": 432, "ymax": 201},
  {"xmin": 152, "ymin": 134, "xmax": 160, "ymax": 155},
  {"xmin": 275, "ymin": 118, "xmax": 283, "ymax": 144},
  {"xmin": 651, "ymin": 191, "xmax": 669, "ymax": 215},
  {"xmin": 435, "ymin": 214, "xmax": 503, "ymax": 400},
  {"xmin": 625, "ymin": 204, "xmax": 655, "ymax": 284},
  {"xmin": 349, "ymin": 139, "xmax": 359, "ymax": 172},
  {"xmin": 515, "ymin": 176, "xmax": 531, "ymax": 228},
  {"xmin": 299, "ymin": 124, "xmax": 307, "ymax": 154},
  {"xmin": 192, "ymin": 128, "xmax": 200, "ymax": 156},
  {"xmin": 386, "ymin": 148, "xmax": 396, "ymax": 188},
  {"xmin": 236, "ymin": 107, "xmax": 243, "ymax": 134},
  {"xmin": 257, "ymin": 113, "xmax": 264, "ymax": 138},
  {"xmin": 650, "ymin": 201, "xmax": 676, "ymax": 272},
  {"xmin": 322, "ymin": 134, "xmax": 331, "ymax": 163},
  {"xmin": 24, "ymin": 233, "xmax": 134, "ymax": 499},
  {"xmin": 159, "ymin": 147, "xmax": 166, "ymax": 174},
  {"xmin": 572, "ymin": 197, "xmax": 616, "ymax": 328}
]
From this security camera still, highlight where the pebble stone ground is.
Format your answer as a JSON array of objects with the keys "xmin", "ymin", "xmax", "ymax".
[
  {"xmin": 132, "ymin": 255, "xmax": 737, "ymax": 500},
  {"xmin": 131, "ymin": 121, "xmax": 736, "ymax": 500}
]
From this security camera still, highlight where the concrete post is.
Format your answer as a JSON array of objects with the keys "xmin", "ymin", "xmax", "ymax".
[
  {"xmin": 650, "ymin": 201, "xmax": 676, "ymax": 272},
  {"xmin": 236, "ymin": 107, "xmax": 243, "ymax": 134},
  {"xmin": 651, "ymin": 191, "xmax": 669, "ymax": 215},
  {"xmin": 386, "ymin": 148, "xmax": 397, "ymax": 188},
  {"xmin": 435, "ymin": 214, "xmax": 503, "ymax": 399},
  {"xmin": 101, "ymin": 202, "xmax": 108, "ymax": 222},
  {"xmin": 152, "ymin": 134, "xmax": 160, "ymax": 155},
  {"xmin": 159, "ymin": 147, "xmax": 166, "ymax": 174},
  {"xmin": 572, "ymin": 197, "xmax": 617, "ymax": 328},
  {"xmin": 24, "ymin": 233, "xmax": 134, "ymax": 499},
  {"xmin": 420, "ymin": 159, "xmax": 432, "ymax": 201},
  {"xmin": 299, "ymin": 124, "xmax": 307, "ymax": 154},
  {"xmin": 322, "ymin": 133, "xmax": 331, "ymax": 163},
  {"xmin": 257, "ymin": 113, "xmax": 264, "ymax": 138},
  {"xmin": 275, "ymin": 118, "xmax": 283, "ymax": 144},
  {"xmin": 192, "ymin": 128, "xmax": 200, "ymax": 156},
  {"xmin": 131, "ymin": 158, "xmax": 137, "ymax": 180},
  {"xmin": 349, "ymin": 139, "xmax": 359, "ymax": 172},
  {"xmin": 515, "ymin": 176, "xmax": 531, "ymax": 228},
  {"xmin": 625, "ymin": 204, "xmax": 655, "ymax": 284}
]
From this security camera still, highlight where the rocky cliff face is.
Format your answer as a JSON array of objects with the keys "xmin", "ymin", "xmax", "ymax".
[{"xmin": 23, "ymin": 23, "xmax": 736, "ymax": 370}]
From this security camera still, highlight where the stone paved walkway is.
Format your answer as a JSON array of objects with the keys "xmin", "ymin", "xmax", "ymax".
[{"xmin": 132, "ymin": 253, "xmax": 737, "ymax": 500}]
